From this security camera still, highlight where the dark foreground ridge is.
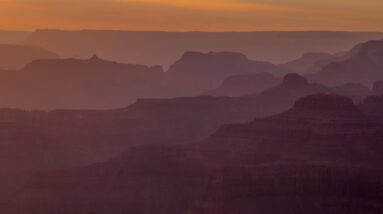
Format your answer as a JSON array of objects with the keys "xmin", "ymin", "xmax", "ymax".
[{"xmin": 3, "ymin": 94, "xmax": 383, "ymax": 214}]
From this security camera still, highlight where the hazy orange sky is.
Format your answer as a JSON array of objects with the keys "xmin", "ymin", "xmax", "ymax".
[{"xmin": 1, "ymin": 0, "xmax": 383, "ymax": 31}]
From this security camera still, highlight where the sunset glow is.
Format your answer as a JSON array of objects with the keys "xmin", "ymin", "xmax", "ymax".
[{"xmin": 0, "ymin": 0, "xmax": 382, "ymax": 31}]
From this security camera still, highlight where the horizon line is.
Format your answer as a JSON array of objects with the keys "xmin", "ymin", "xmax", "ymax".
[{"xmin": 2, "ymin": 29, "xmax": 383, "ymax": 34}]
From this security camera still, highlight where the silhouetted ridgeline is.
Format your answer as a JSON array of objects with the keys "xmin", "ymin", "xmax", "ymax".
[
  {"xmin": 206, "ymin": 73, "xmax": 371, "ymax": 100},
  {"xmin": 0, "ymin": 51, "xmax": 286, "ymax": 109},
  {"xmin": 24, "ymin": 30, "xmax": 383, "ymax": 66},
  {"xmin": 0, "ymin": 44, "xmax": 58, "ymax": 69},
  {"xmin": 0, "ymin": 74, "xmax": 374, "ymax": 203},
  {"xmin": 4, "ymin": 94, "xmax": 383, "ymax": 213},
  {"xmin": 166, "ymin": 51, "xmax": 287, "ymax": 95},
  {"xmin": 1, "ymin": 30, "xmax": 383, "ymax": 214},
  {"xmin": 309, "ymin": 39, "xmax": 383, "ymax": 87},
  {"xmin": 204, "ymin": 72, "xmax": 281, "ymax": 97},
  {"xmin": 197, "ymin": 94, "xmax": 383, "ymax": 165},
  {"xmin": 0, "ymin": 55, "xmax": 166, "ymax": 109},
  {"xmin": 3, "ymin": 37, "xmax": 383, "ymax": 109},
  {"xmin": 280, "ymin": 52, "xmax": 333, "ymax": 74},
  {"xmin": 0, "ymin": 46, "xmax": 373, "ymax": 110}
]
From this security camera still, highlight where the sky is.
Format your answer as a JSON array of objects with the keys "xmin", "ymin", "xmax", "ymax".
[{"xmin": 0, "ymin": 0, "xmax": 383, "ymax": 32}]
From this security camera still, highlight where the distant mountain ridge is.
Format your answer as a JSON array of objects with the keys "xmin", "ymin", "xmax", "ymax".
[
  {"xmin": 0, "ymin": 55, "xmax": 166, "ymax": 109},
  {"xmin": 204, "ymin": 72, "xmax": 281, "ymax": 97},
  {"xmin": 25, "ymin": 54, "xmax": 162, "ymax": 72},
  {"xmin": 0, "ymin": 44, "xmax": 58, "ymax": 69},
  {"xmin": 24, "ymin": 30, "xmax": 383, "ymax": 66},
  {"xmin": 0, "ymin": 30, "xmax": 30, "ymax": 44},
  {"xmin": 0, "ymin": 51, "xmax": 287, "ymax": 109},
  {"xmin": 309, "ymin": 39, "xmax": 383, "ymax": 87},
  {"xmin": 166, "ymin": 51, "xmax": 287, "ymax": 95},
  {"xmin": 280, "ymin": 52, "xmax": 333, "ymax": 74}
]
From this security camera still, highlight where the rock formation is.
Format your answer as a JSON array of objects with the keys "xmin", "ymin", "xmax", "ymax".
[
  {"xmin": 310, "ymin": 39, "xmax": 383, "ymax": 87},
  {"xmin": 204, "ymin": 73, "xmax": 281, "ymax": 97},
  {"xmin": 4, "ymin": 94, "xmax": 383, "ymax": 214},
  {"xmin": 280, "ymin": 52, "xmax": 333, "ymax": 74},
  {"xmin": 0, "ymin": 55, "xmax": 166, "ymax": 109},
  {"xmin": 166, "ymin": 51, "xmax": 287, "ymax": 95}
]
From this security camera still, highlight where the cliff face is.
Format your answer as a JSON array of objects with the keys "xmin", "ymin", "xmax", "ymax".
[{"xmin": 4, "ymin": 94, "xmax": 383, "ymax": 214}]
